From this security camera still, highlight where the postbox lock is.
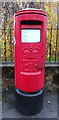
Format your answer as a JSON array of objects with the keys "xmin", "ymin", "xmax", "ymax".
[{"xmin": 41, "ymin": 56, "xmax": 43, "ymax": 58}]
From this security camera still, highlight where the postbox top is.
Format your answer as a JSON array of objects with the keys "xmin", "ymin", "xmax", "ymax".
[{"xmin": 14, "ymin": 8, "xmax": 47, "ymax": 17}]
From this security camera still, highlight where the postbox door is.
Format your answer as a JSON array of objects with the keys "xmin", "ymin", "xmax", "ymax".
[{"xmin": 15, "ymin": 13, "xmax": 47, "ymax": 92}]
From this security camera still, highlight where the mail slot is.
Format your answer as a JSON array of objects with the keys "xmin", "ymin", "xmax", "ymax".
[{"xmin": 14, "ymin": 9, "xmax": 47, "ymax": 115}]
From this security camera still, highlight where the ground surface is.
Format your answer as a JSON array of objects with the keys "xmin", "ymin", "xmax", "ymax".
[{"xmin": 2, "ymin": 88, "xmax": 57, "ymax": 119}]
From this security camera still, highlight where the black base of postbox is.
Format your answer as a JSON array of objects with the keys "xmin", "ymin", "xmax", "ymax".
[{"xmin": 15, "ymin": 88, "xmax": 44, "ymax": 115}]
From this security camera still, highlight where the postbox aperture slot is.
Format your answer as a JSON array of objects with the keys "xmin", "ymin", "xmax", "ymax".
[
  {"xmin": 22, "ymin": 29, "xmax": 41, "ymax": 43},
  {"xmin": 21, "ymin": 20, "xmax": 42, "ymax": 43},
  {"xmin": 21, "ymin": 20, "xmax": 42, "ymax": 25}
]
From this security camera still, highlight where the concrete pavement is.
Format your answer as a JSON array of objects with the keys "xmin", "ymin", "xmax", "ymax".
[{"xmin": 2, "ymin": 88, "xmax": 57, "ymax": 119}]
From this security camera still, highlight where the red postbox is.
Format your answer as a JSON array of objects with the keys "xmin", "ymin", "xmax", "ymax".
[{"xmin": 14, "ymin": 9, "xmax": 47, "ymax": 115}]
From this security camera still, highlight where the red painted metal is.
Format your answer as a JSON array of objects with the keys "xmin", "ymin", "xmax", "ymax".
[{"xmin": 14, "ymin": 9, "xmax": 47, "ymax": 92}]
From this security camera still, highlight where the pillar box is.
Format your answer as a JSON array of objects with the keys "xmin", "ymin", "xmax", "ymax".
[{"xmin": 14, "ymin": 9, "xmax": 47, "ymax": 115}]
